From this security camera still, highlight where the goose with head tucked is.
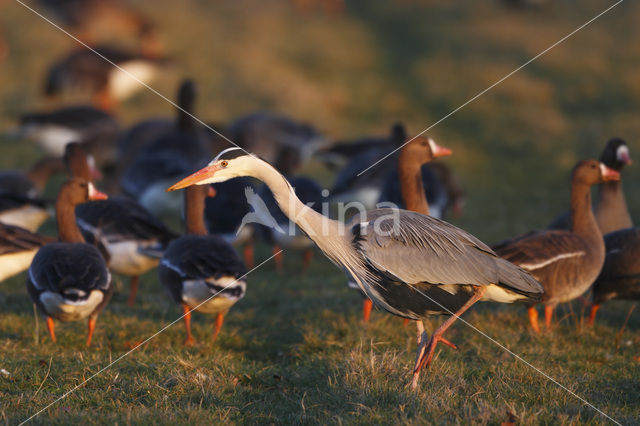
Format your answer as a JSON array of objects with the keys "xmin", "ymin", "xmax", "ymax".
[
  {"xmin": 167, "ymin": 148, "xmax": 542, "ymax": 388},
  {"xmin": 159, "ymin": 184, "xmax": 246, "ymax": 346},
  {"xmin": 494, "ymin": 160, "xmax": 619, "ymax": 332},
  {"xmin": 27, "ymin": 177, "xmax": 111, "ymax": 346}
]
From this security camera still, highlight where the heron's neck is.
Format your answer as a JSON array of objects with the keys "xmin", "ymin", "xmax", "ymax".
[{"xmin": 252, "ymin": 160, "xmax": 340, "ymax": 240}]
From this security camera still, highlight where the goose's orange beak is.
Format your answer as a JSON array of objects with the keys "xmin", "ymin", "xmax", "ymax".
[
  {"xmin": 600, "ymin": 164, "xmax": 620, "ymax": 182},
  {"xmin": 432, "ymin": 142, "xmax": 452, "ymax": 158},
  {"xmin": 88, "ymin": 183, "xmax": 108, "ymax": 200},
  {"xmin": 167, "ymin": 165, "xmax": 219, "ymax": 192}
]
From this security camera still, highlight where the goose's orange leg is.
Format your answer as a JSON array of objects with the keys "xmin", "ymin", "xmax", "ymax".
[
  {"xmin": 243, "ymin": 244, "xmax": 254, "ymax": 269},
  {"xmin": 86, "ymin": 317, "xmax": 97, "ymax": 347},
  {"xmin": 273, "ymin": 245, "xmax": 284, "ymax": 272},
  {"xmin": 362, "ymin": 299, "xmax": 373, "ymax": 322},
  {"xmin": 544, "ymin": 305, "xmax": 554, "ymax": 329},
  {"xmin": 212, "ymin": 312, "xmax": 225, "ymax": 342},
  {"xmin": 528, "ymin": 306, "xmax": 540, "ymax": 333},
  {"xmin": 182, "ymin": 304, "xmax": 195, "ymax": 346},
  {"xmin": 413, "ymin": 287, "xmax": 486, "ymax": 387},
  {"xmin": 127, "ymin": 275, "xmax": 139, "ymax": 306},
  {"xmin": 588, "ymin": 304, "xmax": 600, "ymax": 326},
  {"xmin": 302, "ymin": 249, "xmax": 313, "ymax": 273},
  {"xmin": 403, "ymin": 318, "xmax": 410, "ymax": 326},
  {"xmin": 46, "ymin": 317, "xmax": 56, "ymax": 343}
]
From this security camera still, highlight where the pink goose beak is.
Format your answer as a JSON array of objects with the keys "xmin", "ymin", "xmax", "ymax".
[
  {"xmin": 167, "ymin": 165, "xmax": 219, "ymax": 192},
  {"xmin": 88, "ymin": 183, "xmax": 108, "ymax": 200},
  {"xmin": 619, "ymin": 151, "xmax": 632, "ymax": 165},
  {"xmin": 431, "ymin": 141, "xmax": 453, "ymax": 158},
  {"xmin": 600, "ymin": 164, "xmax": 621, "ymax": 182}
]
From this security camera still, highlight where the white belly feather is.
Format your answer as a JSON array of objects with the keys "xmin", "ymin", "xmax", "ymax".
[{"xmin": 39, "ymin": 290, "xmax": 104, "ymax": 321}]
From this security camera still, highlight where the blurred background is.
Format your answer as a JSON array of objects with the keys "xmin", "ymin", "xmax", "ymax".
[{"xmin": 0, "ymin": 0, "xmax": 638, "ymax": 240}]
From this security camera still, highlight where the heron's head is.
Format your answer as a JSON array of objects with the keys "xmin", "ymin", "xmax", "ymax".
[{"xmin": 167, "ymin": 147, "xmax": 258, "ymax": 191}]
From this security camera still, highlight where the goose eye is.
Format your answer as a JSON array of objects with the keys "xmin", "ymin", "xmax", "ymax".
[{"xmin": 220, "ymin": 160, "xmax": 229, "ymax": 168}]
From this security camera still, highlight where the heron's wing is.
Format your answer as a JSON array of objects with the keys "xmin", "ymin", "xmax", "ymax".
[{"xmin": 350, "ymin": 209, "xmax": 542, "ymax": 295}]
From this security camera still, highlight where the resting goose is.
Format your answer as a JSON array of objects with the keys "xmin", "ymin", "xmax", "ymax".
[
  {"xmin": 168, "ymin": 148, "xmax": 542, "ymax": 388},
  {"xmin": 0, "ymin": 223, "xmax": 54, "ymax": 283},
  {"xmin": 494, "ymin": 160, "xmax": 619, "ymax": 332},
  {"xmin": 588, "ymin": 227, "xmax": 640, "ymax": 325},
  {"xmin": 548, "ymin": 138, "xmax": 632, "ymax": 233},
  {"xmin": 65, "ymin": 142, "xmax": 176, "ymax": 305},
  {"xmin": 159, "ymin": 184, "xmax": 246, "ymax": 345},
  {"xmin": 27, "ymin": 178, "xmax": 111, "ymax": 346}
]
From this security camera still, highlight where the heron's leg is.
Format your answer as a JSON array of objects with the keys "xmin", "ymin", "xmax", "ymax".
[
  {"xmin": 588, "ymin": 304, "xmax": 600, "ymax": 326},
  {"xmin": 86, "ymin": 316, "xmax": 97, "ymax": 347},
  {"xmin": 46, "ymin": 316, "xmax": 56, "ymax": 343},
  {"xmin": 544, "ymin": 305, "xmax": 554, "ymax": 329},
  {"xmin": 362, "ymin": 299, "xmax": 373, "ymax": 322},
  {"xmin": 243, "ymin": 243, "xmax": 254, "ymax": 269},
  {"xmin": 182, "ymin": 304, "xmax": 195, "ymax": 346},
  {"xmin": 212, "ymin": 312, "xmax": 225, "ymax": 342},
  {"xmin": 528, "ymin": 306, "xmax": 540, "ymax": 333},
  {"xmin": 302, "ymin": 249, "xmax": 313, "ymax": 273},
  {"xmin": 414, "ymin": 287, "xmax": 486, "ymax": 378},
  {"xmin": 273, "ymin": 245, "xmax": 284, "ymax": 272},
  {"xmin": 411, "ymin": 320, "xmax": 429, "ymax": 388},
  {"xmin": 127, "ymin": 275, "xmax": 139, "ymax": 307}
]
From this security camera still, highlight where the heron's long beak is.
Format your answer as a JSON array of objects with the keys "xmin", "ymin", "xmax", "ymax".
[
  {"xmin": 432, "ymin": 142, "xmax": 453, "ymax": 158},
  {"xmin": 167, "ymin": 165, "xmax": 219, "ymax": 192},
  {"xmin": 600, "ymin": 164, "xmax": 621, "ymax": 182}
]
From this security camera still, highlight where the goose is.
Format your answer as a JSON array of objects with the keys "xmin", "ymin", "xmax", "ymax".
[
  {"xmin": 159, "ymin": 184, "xmax": 246, "ymax": 345},
  {"xmin": 44, "ymin": 45, "xmax": 167, "ymax": 110},
  {"xmin": 26, "ymin": 177, "xmax": 111, "ymax": 346},
  {"xmin": 354, "ymin": 136, "xmax": 453, "ymax": 322},
  {"xmin": 65, "ymin": 142, "xmax": 176, "ymax": 306},
  {"xmin": 493, "ymin": 160, "xmax": 619, "ymax": 332},
  {"xmin": 548, "ymin": 138, "xmax": 632, "ymax": 233},
  {"xmin": 254, "ymin": 175, "xmax": 324, "ymax": 272},
  {"xmin": 167, "ymin": 148, "xmax": 542, "ymax": 388},
  {"xmin": 17, "ymin": 105, "xmax": 120, "ymax": 165},
  {"xmin": 121, "ymin": 80, "xmax": 212, "ymax": 217},
  {"xmin": 0, "ymin": 223, "xmax": 54, "ymax": 283},
  {"xmin": 588, "ymin": 227, "xmax": 640, "ymax": 325}
]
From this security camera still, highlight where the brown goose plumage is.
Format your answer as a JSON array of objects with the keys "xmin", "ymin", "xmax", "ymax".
[
  {"xmin": 588, "ymin": 227, "xmax": 640, "ymax": 325},
  {"xmin": 493, "ymin": 160, "xmax": 620, "ymax": 332}
]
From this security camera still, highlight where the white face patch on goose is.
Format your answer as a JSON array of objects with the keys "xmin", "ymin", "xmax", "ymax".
[
  {"xmin": 428, "ymin": 138, "xmax": 437, "ymax": 154},
  {"xmin": 519, "ymin": 251, "xmax": 585, "ymax": 271}
]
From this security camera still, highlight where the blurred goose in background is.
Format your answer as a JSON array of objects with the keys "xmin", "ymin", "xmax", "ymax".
[
  {"xmin": 204, "ymin": 177, "xmax": 259, "ymax": 268},
  {"xmin": 494, "ymin": 160, "xmax": 619, "ymax": 332},
  {"xmin": 328, "ymin": 124, "xmax": 464, "ymax": 217},
  {"xmin": 26, "ymin": 177, "xmax": 111, "ymax": 346},
  {"xmin": 588, "ymin": 227, "xmax": 640, "ymax": 326},
  {"xmin": 44, "ymin": 45, "xmax": 168, "ymax": 111},
  {"xmin": 65, "ymin": 143, "xmax": 176, "ymax": 306},
  {"xmin": 35, "ymin": 0, "xmax": 163, "ymax": 57},
  {"xmin": 121, "ymin": 79, "xmax": 212, "ymax": 217},
  {"xmin": 17, "ymin": 105, "xmax": 120, "ymax": 168},
  {"xmin": 0, "ymin": 223, "xmax": 54, "ymax": 283},
  {"xmin": 352, "ymin": 136, "xmax": 453, "ymax": 322},
  {"xmin": 168, "ymin": 148, "xmax": 542, "ymax": 388},
  {"xmin": 255, "ymin": 175, "xmax": 324, "ymax": 272},
  {"xmin": 159, "ymin": 184, "xmax": 246, "ymax": 345},
  {"xmin": 548, "ymin": 138, "xmax": 632, "ymax": 233},
  {"xmin": 229, "ymin": 112, "xmax": 326, "ymax": 175},
  {"xmin": 0, "ymin": 157, "xmax": 64, "ymax": 231}
]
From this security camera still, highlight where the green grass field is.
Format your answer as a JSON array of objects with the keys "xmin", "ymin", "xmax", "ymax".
[{"xmin": 1, "ymin": 0, "xmax": 640, "ymax": 424}]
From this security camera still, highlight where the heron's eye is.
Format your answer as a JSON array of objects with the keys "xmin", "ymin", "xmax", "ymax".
[{"xmin": 220, "ymin": 160, "xmax": 229, "ymax": 168}]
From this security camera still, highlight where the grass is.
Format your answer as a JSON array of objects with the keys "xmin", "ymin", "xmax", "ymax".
[{"xmin": 1, "ymin": 0, "xmax": 640, "ymax": 424}]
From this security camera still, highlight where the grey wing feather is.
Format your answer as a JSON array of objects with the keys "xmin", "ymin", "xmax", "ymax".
[{"xmin": 352, "ymin": 209, "xmax": 542, "ymax": 294}]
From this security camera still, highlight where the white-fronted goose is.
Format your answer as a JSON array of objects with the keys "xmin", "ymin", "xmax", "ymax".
[
  {"xmin": 494, "ymin": 160, "xmax": 619, "ymax": 332},
  {"xmin": 121, "ymin": 80, "xmax": 212, "ymax": 217},
  {"xmin": 65, "ymin": 142, "xmax": 176, "ymax": 305},
  {"xmin": 588, "ymin": 227, "xmax": 640, "ymax": 325},
  {"xmin": 18, "ymin": 105, "xmax": 119, "ymax": 166},
  {"xmin": 548, "ymin": 138, "xmax": 632, "ymax": 233},
  {"xmin": 0, "ymin": 223, "xmax": 54, "ymax": 283},
  {"xmin": 26, "ymin": 177, "xmax": 111, "ymax": 346},
  {"xmin": 159, "ymin": 184, "xmax": 246, "ymax": 345},
  {"xmin": 168, "ymin": 148, "xmax": 542, "ymax": 388},
  {"xmin": 354, "ymin": 136, "xmax": 453, "ymax": 322},
  {"xmin": 44, "ymin": 45, "xmax": 167, "ymax": 110},
  {"xmin": 255, "ymin": 175, "xmax": 324, "ymax": 272}
]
